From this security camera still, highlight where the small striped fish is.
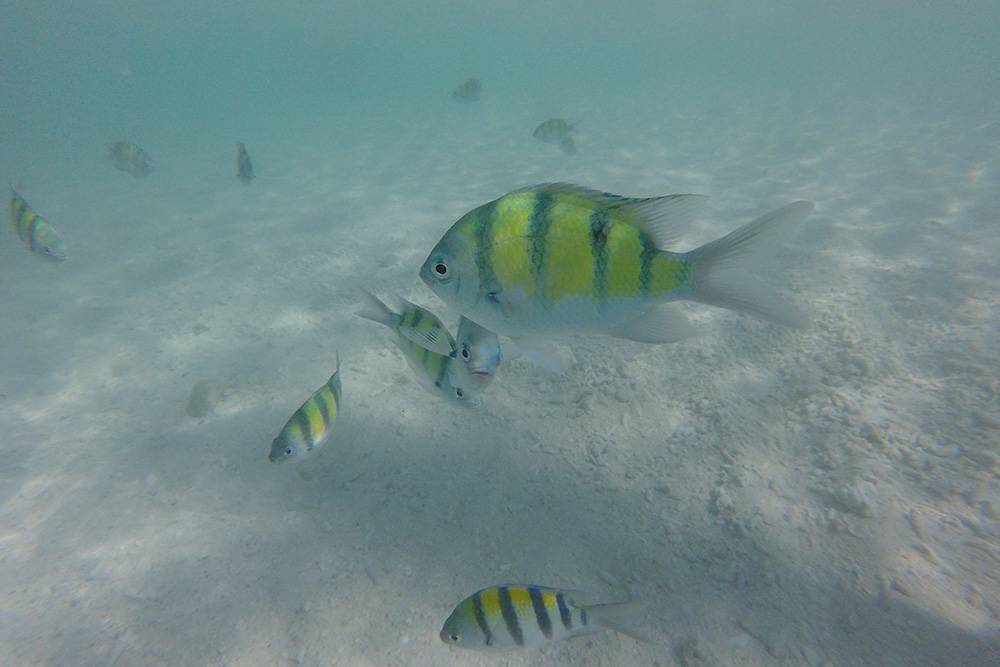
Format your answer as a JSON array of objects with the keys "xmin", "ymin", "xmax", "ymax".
[
  {"xmin": 532, "ymin": 118, "xmax": 577, "ymax": 154},
  {"xmin": 420, "ymin": 183, "xmax": 813, "ymax": 348},
  {"xmin": 356, "ymin": 291, "xmax": 481, "ymax": 408},
  {"xmin": 269, "ymin": 353, "xmax": 342, "ymax": 462},
  {"xmin": 455, "ymin": 316, "xmax": 501, "ymax": 390},
  {"xmin": 108, "ymin": 141, "xmax": 155, "ymax": 177},
  {"xmin": 9, "ymin": 186, "xmax": 66, "ymax": 261},
  {"xmin": 237, "ymin": 142, "xmax": 254, "ymax": 184},
  {"xmin": 440, "ymin": 584, "xmax": 649, "ymax": 651},
  {"xmin": 451, "ymin": 78, "xmax": 481, "ymax": 103}
]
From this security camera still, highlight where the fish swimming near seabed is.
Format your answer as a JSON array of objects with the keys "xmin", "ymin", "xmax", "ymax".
[
  {"xmin": 237, "ymin": 142, "xmax": 254, "ymax": 184},
  {"xmin": 440, "ymin": 584, "xmax": 651, "ymax": 652},
  {"xmin": 533, "ymin": 118, "xmax": 577, "ymax": 154},
  {"xmin": 452, "ymin": 78, "xmax": 481, "ymax": 103},
  {"xmin": 355, "ymin": 290, "xmax": 483, "ymax": 408},
  {"xmin": 455, "ymin": 316, "xmax": 501, "ymax": 390},
  {"xmin": 108, "ymin": 141, "xmax": 155, "ymax": 177},
  {"xmin": 420, "ymin": 183, "xmax": 813, "ymax": 353},
  {"xmin": 269, "ymin": 353, "xmax": 342, "ymax": 462},
  {"xmin": 9, "ymin": 184, "xmax": 66, "ymax": 261}
]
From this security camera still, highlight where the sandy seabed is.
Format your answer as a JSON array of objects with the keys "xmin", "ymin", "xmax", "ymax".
[{"xmin": 1, "ymin": 95, "xmax": 999, "ymax": 666}]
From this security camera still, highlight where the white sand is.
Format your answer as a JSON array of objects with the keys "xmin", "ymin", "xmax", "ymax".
[{"xmin": 2, "ymin": 90, "xmax": 999, "ymax": 667}]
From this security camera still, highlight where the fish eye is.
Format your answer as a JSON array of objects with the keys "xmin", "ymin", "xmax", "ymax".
[
  {"xmin": 461, "ymin": 346, "xmax": 470, "ymax": 360},
  {"xmin": 455, "ymin": 388, "xmax": 464, "ymax": 398},
  {"xmin": 433, "ymin": 261, "xmax": 448, "ymax": 277},
  {"xmin": 285, "ymin": 447, "xmax": 293, "ymax": 455},
  {"xmin": 449, "ymin": 633, "xmax": 459, "ymax": 642}
]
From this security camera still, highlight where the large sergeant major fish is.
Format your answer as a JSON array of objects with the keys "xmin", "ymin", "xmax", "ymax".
[
  {"xmin": 108, "ymin": 141, "xmax": 155, "ymax": 177},
  {"xmin": 440, "ymin": 584, "xmax": 650, "ymax": 652},
  {"xmin": 237, "ymin": 142, "xmax": 254, "ymax": 184},
  {"xmin": 269, "ymin": 353, "xmax": 342, "ymax": 462},
  {"xmin": 9, "ymin": 185, "xmax": 66, "ymax": 261},
  {"xmin": 420, "ymin": 183, "xmax": 813, "ymax": 349}
]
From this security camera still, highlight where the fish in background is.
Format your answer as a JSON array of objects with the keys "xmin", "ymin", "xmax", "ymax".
[
  {"xmin": 9, "ymin": 184, "xmax": 66, "ymax": 261},
  {"xmin": 455, "ymin": 316, "xmax": 501, "ymax": 390},
  {"xmin": 420, "ymin": 183, "xmax": 813, "ymax": 356},
  {"xmin": 532, "ymin": 118, "xmax": 578, "ymax": 155},
  {"xmin": 269, "ymin": 353, "xmax": 342, "ymax": 462},
  {"xmin": 356, "ymin": 290, "xmax": 483, "ymax": 408},
  {"xmin": 451, "ymin": 78, "xmax": 481, "ymax": 103},
  {"xmin": 440, "ymin": 584, "xmax": 651, "ymax": 651},
  {"xmin": 108, "ymin": 141, "xmax": 155, "ymax": 177},
  {"xmin": 237, "ymin": 142, "xmax": 254, "ymax": 184}
]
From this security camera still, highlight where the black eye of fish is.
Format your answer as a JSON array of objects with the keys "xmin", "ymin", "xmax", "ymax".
[
  {"xmin": 461, "ymin": 346, "xmax": 470, "ymax": 360},
  {"xmin": 285, "ymin": 447, "xmax": 292, "ymax": 455},
  {"xmin": 434, "ymin": 262, "xmax": 448, "ymax": 276},
  {"xmin": 455, "ymin": 388, "xmax": 464, "ymax": 398},
  {"xmin": 450, "ymin": 634, "xmax": 459, "ymax": 642}
]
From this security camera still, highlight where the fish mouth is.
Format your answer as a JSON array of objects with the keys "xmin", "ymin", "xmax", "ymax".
[{"xmin": 472, "ymin": 370, "xmax": 492, "ymax": 377}]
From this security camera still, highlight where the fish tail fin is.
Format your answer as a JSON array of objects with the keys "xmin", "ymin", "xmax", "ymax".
[
  {"xmin": 329, "ymin": 351, "xmax": 342, "ymax": 391},
  {"xmin": 685, "ymin": 201, "xmax": 814, "ymax": 327},
  {"xmin": 355, "ymin": 289, "xmax": 396, "ymax": 328},
  {"xmin": 587, "ymin": 600, "xmax": 656, "ymax": 644}
]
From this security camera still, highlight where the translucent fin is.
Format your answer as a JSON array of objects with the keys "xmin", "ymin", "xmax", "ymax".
[
  {"xmin": 328, "ymin": 351, "xmax": 342, "ymax": 391},
  {"xmin": 507, "ymin": 337, "xmax": 573, "ymax": 373},
  {"xmin": 397, "ymin": 323, "xmax": 455, "ymax": 356},
  {"xmin": 587, "ymin": 600, "xmax": 656, "ymax": 644},
  {"xmin": 510, "ymin": 183, "xmax": 707, "ymax": 250},
  {"xmin": 610, "ymin": 305, "xmax": 699, "ymax": 344},
  {"xmin": 354, "ymin": 289, "xmax": 396, "ymax": 328},
  {"xmin": 687, "ymin": 201, "xmax": 813, "ymax": 327}
]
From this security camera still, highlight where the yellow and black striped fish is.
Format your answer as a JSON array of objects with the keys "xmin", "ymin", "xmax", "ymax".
[
  {"xmin": 108, "ymin": 141, "xmax": 155, "ymax": 177},
  {"xmin": 9, "ymin": 186, "xmax": 66, "ymax": 261},
  {"xmin": 420, "ymin": 183, "xmax": 813, "ymax": 348},
  {"xmin": 355, "ymin": 290, "xmax": 482, "ymax": 408},
  {"xmin": 237, "ymin": 142, "xmax": 254, "ymax": 184},
  {"xmin": 440, "ymin": 584, "xmax": 649, "ymax": 651},
  {"xmin": 532, "ymin": 118, "xmax": 577, "ymax": 154},
  {"xmin": 451, "ymin": 78, "xmax": 481, "ymax": 103},
  {"xmin": 269, "ymin": 353, "xmax": 342, "ymax": 462}
]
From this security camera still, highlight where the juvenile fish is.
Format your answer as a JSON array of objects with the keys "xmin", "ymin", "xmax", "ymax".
[
  {"xmin": 451, "ymin": 78, "xmax": 481, "ymax": 103},
  {"xmin": 9, "ymin": 185, "xmax": 66, "ymax": 261},
  {"xmin": 237, "ymin": 142, "xmax": 254, "ymax": 184},
  {"xmin": 108, "ymin": 141, "xmax": 155, "ymax": 177},
  {"xmin": 269, "ymin": 353, "xmax": 342, "ymax": 462},
  {"xmin": 421, "ymin": 183, "xmax": 813, "ymax": 347},
  {"xmin": 533, "ymin": 118, "xmax": 577, "ymax": 154},
  {"xmin": 440, "ymin": 584, "xmax": 649, "ymax": 651},
  {"xmin": 455, "ymin": 316, "xmax": 501, "ymax": 389},
  {"xmin": 356, "ymin": 290, "xmax": 481, "ymax": 408}
]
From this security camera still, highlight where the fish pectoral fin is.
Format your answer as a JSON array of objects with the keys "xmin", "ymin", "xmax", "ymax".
[
  {"xmin": 611, "ymin": 305, "xmax": 699, "ymax": 344},
  {"xmin": 508, "ymin": 337, "xmax": 573, "ymax": 373},
  {"xmin": 397, "ymin": 325, "xmax": 456, "ymax": 356}
]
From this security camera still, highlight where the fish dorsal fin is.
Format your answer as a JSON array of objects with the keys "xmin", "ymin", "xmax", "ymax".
[{"xmin": 510, "ymin": 183, "xmax": 707, "ymax": 250}]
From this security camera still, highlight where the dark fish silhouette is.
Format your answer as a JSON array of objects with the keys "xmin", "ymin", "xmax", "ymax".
[{"xmin": 237, "ymin": 142, "xmax": 254, "ymax": 184}]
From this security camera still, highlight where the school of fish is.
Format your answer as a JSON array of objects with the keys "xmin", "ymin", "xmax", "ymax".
[{"xmin": 8, "ymin": 75, "xmax": 815, "ymax": 655}]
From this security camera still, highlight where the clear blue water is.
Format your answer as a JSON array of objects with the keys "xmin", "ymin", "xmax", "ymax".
[{"xmin": 2, "ymin": 2, "xmax": 998, "ymax": 665}]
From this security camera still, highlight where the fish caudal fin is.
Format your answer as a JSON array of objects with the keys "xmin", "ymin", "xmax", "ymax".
[
  {"xmin": 355, "ymin": 289, "xmax": 395, "ymax": 327},
  {"xmin": 686, "ymin": 201, "xmax": 814, "ymax": 327},
  {"xmin": 587, "ymin": 600, "xmax": 656, "ymax": 645}
]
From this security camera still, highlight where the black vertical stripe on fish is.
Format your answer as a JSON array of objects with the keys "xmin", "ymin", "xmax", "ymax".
[
  {"xmin": 315, "ymin": 389, "xmax": 332, "ymax": 428},
  {"xmin": 474, "ymin": 198, "xmax": 499, "ymax": 303},
  {"xmin": 410, "ymin": 306, "xmax": 424, "ymax": 331},
  {"xmin": 472, "ymin": 590, "xmax": 493, "ymax": 646},
  {"xmin": 590, "ymin": 209, "xmax": 610, "ymax": 305},
  {"xmin": 528, "ymin": 191, "xmax": 554, "ymax": 301},
  {"xmin": 529, "ymin": 587, "xmax": 552, "ymax": 639},
  {"xmin": 556, "ymin": 592, "xmax": 572, "ymax": 630},
  {"xmin": 295, "ymin": 409, "xmax": 313, "ymax": 447},
  {"xmin": 434, "ymin": 353, "xmax": 450, "ymax": 389},
  {"xmin": 638, "ymin": 231, "xmax": 657, "ymax": 296},
  {"xmin": 27, "ymin": 216, "xmax": 41, "ymax": 251},
  {"xmin": 497, "ymin": 586, "xmax": 525, "ymax": 646},
  {"xmin": 580, "ymin": 607, "xmax": 589, "ymax": 626}
]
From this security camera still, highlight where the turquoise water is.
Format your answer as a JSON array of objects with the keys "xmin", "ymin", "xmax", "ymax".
[{"xmin": 2, "ymin": 2, "xmax": 999, "ymax": 665}]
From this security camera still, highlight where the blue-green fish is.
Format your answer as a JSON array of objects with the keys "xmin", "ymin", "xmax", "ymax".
[
  {"xmin": 269, "ymin": 353, "xmax": 342, "ymax": 462},
  {"xmin": 533, "ymin": 118, "xmax": 577, "ymax": 155},
  {"xmin": 455, "ymin": 316, "xmax": 501, "ymax": 389},
  {"xmin": 237, "ymin": 142, "xmax": 254, "ymax": 184},
  {"xmin": 9, "ymin": 185, "xmax": 66, "ymax": 261},
  {"xmin": 420, "ymin": 183, "xmax": 812, "ymax": 346},
  {"xmin": 108, "ymin": 141, "xmax": 155, "ymax": 177},
  {"xmin": 440, "ymin": 584, "xmax": 649, "ymax": 652},
  {"xmin": 356, "ymin": 290, "xmax": 481, "ymax": 408}
]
